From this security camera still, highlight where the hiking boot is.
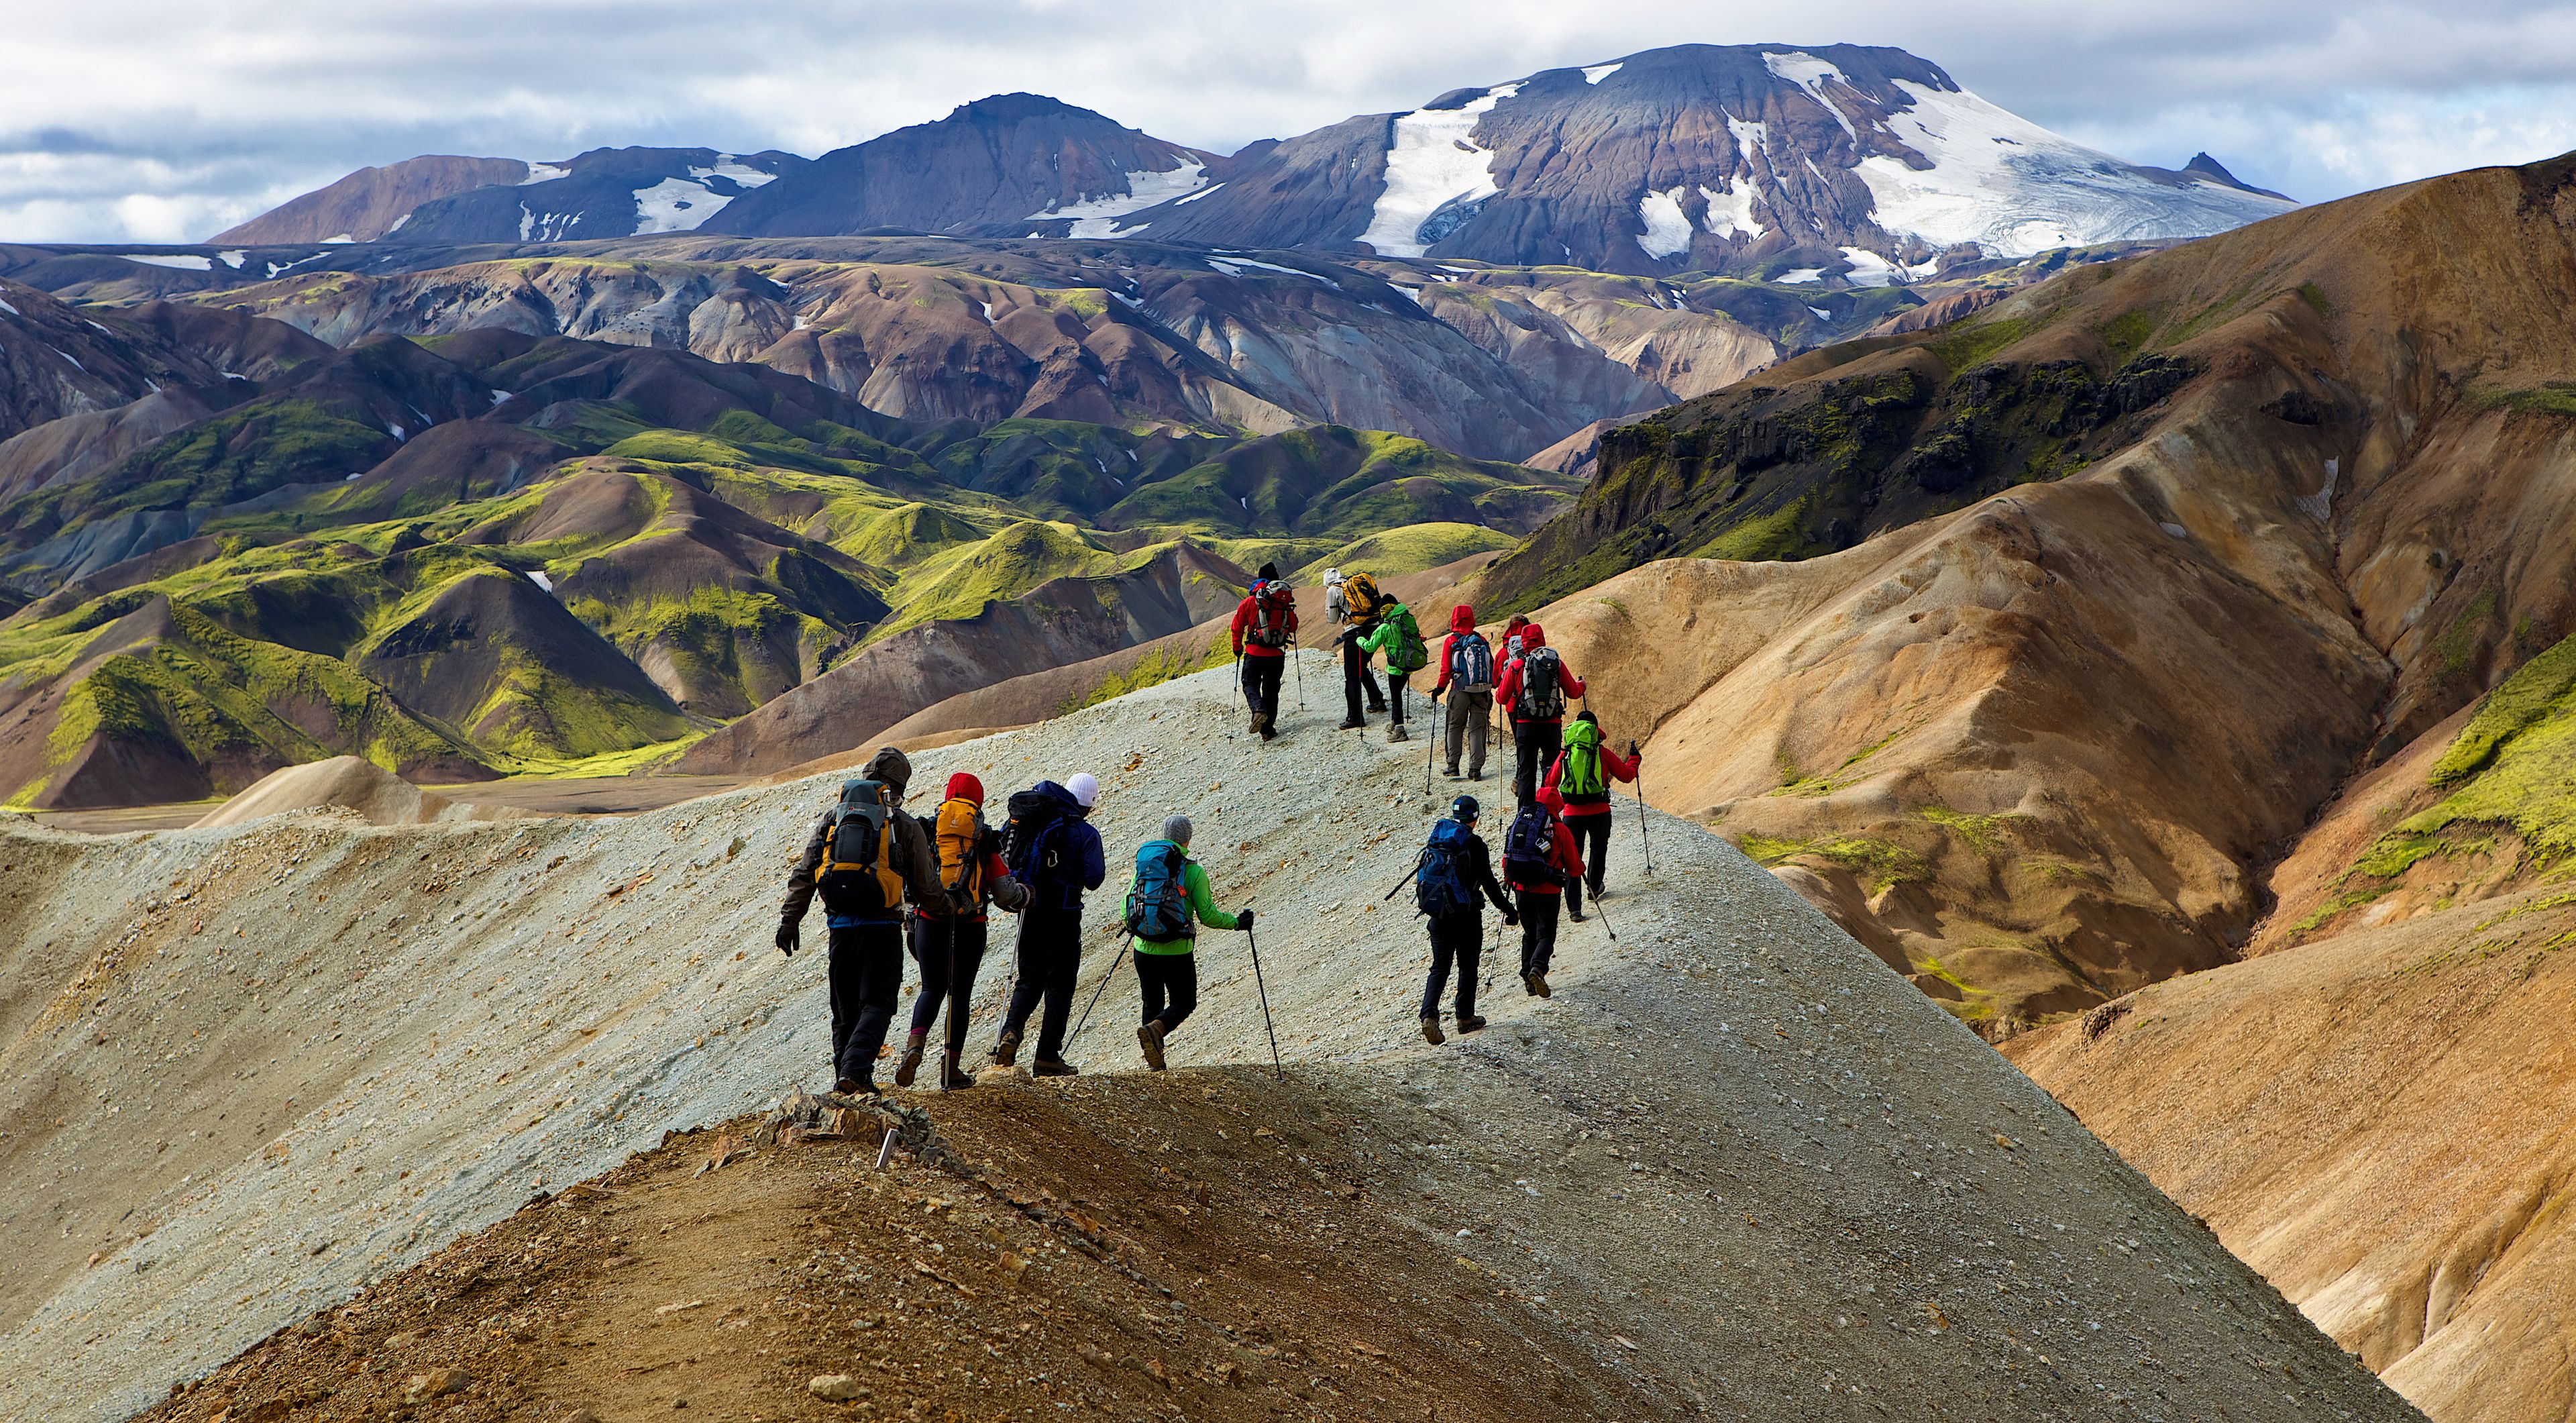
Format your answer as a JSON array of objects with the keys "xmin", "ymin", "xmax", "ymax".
[
  {"xmin": 1456, "ymin": 1014, "xmax": 1487, "ymax": 1033},
  {"xmin": 1568, "ymin": 908, "xmax": 1587, "ymax": 923},
  {"xmin": 1419, "ymin": 1014, "xmax": 1444, "ymax": 1046},
  {"xmin": 990, "ymin": 1028, "xmax": 1022, "ymax": 1069},
  {"xmin": 1468, "ymin": 769, "xmax": 1485, "ymax": 781},
  {"xmin": 1387, "ymin": 724, "xmax": 1409, "ymax": 743},
  {"xmin": 938, "ymin": 1050, "xmax": 975, "ymax": 1091},
  {"xmin": 1248, "ymin": 710, "xmax": 1265, "ymax": 734},
  {"xmin": 1338, "ymin": 717, "xmax": 1366, "ymax": 730},
  {"xmin": 1527, "ymin": 972, "xmax": 1552, "ymax": 999},
  {"xmin": 1259, "ymin": 721, "xmax": 1277, "ymax": 742},
  {"xmin": 850, "ymin": 1077, "xmax": 882, "ymax": 1097},
  {"xmin": 1443, "ymin": 766, "xmax": 1460, "ymax": 778},
  {"xmin": 1031, "ymin": 1058, "xmax": 1080, "ymax": 1077},
  {"xmin": 1138, "ymin": 1020, "xmax": 1167, "ymax": 1071},
  {"xmin": 833, "ymin": 1076, "xmax": 862, "ymax": 1096},
  {"xmin": 893, "ymin": 1030, "xmax": 928, "ymax": 1088}
]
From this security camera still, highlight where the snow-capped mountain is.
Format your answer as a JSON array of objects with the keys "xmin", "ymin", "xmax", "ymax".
[
  {"xmin": 702, "ymin": 93, "xmax": 1219, "ymax": 239},
  {"xmin": 1124, "ymin": 44, "xmax": 2296, "ymax": 276},
  {"xmin": 217, "ymin": 148, "xmax": 806, "ymax": 246}
]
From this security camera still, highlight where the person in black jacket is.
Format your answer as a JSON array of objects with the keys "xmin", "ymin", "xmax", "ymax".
[
  {"xmin": 777, "ymin": 747, "xmax": 949, "ymax": 1096},
  {"xmin": 991, "ymin": 772, "xmax": 1108, "ymax": 1075},
  {"xmin": 1419, "ymin": 794, "xmax": 1516, "ymax": 1044}
]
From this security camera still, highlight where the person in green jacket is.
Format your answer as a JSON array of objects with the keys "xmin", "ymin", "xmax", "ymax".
[
  {"xmin": 1350, "ymin": 596, "xmax": 1426, "ymax": 744},
  {"xmin": 1123, "ymin": 814, "xmax": 1252, "ymax": 1071}
]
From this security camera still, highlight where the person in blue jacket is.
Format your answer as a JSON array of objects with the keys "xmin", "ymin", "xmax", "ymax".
[{"xmin": 990, "ymin": 772, "xmax": 1106, "ymax": 1075}]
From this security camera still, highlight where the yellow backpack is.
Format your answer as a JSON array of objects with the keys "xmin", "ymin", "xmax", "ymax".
[
  {"xmin": 934, "ymin": 796, "xmax": 987, "ymax": 901},
  {"xmin": 1343, "ymin": 572, "xmax": 1381, "ymax": 621}
]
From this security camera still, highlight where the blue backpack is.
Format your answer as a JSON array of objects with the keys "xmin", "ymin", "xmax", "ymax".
[
  {"xmin": 1124, "ymin": 842, "xmax": 1194, "ymax": 943},
  {"xmin": 1414, "ymin": 819, "xmax": 1477, "ymax": 918},
  {"xmin": 1447, "ymin": 630, "xmax": 1493, "ymax": 688}
]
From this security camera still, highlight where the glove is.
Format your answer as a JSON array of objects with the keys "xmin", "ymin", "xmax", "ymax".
[
  {"xmin": 775, "ymin": 921, "xmax": 800, "ymax": 956},
  {"xmin": 946, "ymin": 887, "xmax": 973, "ymax": 916},
  {"xmin": 1503, "ymin": 908, "xmax": 1521, "ymax": 927},
  {"xmin": 1629, "ymin": 740, "xmax": 1640, "ymax": 758},
  {"xmin": 1236, "ymin": 908, "xmax": 1255, "ymax": 933}
]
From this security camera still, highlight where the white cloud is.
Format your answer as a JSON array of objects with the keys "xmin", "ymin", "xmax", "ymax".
[{"xmin": 3, "ymin": 0, "xmax": 2574, "ymax": 242}]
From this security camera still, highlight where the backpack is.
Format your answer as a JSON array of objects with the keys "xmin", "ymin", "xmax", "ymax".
[
  {"xmin": 1446, "ymin": 629, "xmax": 1493, "ymax": 688},
  {"xmin": 934, "ymin": 796, "xmax": 987, "ymax": 900},
  {"xmin": 1515, "ymin": 645, "xmax": 1566, "ymax": 721},
  {"xmin": 1002, "ymin": 786, "xmax": 1071, "ymax": 894},
  {"xmin": 1414, "ymin": 819, "xmax": 1477, "ymax": 918},
  {"xmin": 1246, "ymin": 582, "xmax": 1294, "ymax": 649},
  {"xmin": 1559, "ymin": 719, "xmax": 1607, "ymax": 798},
  {"xmin": 1343, "ymin": 572, "xmax": 1380, "ymax": 621},
  {"xmin": 1381, "ymin": 602, "xmax": 1427, "ymax": 673},
  {"xmin": 816, "ymin": 782, "xmax": 906, "ymax": 916},
  {"xmin": 1503, "ymin": 803, "xmax": 1560, "ymax": 886},
  {"xmin": 1122, "ymin": 842, "xmax": 1195, "ymax": 943}
]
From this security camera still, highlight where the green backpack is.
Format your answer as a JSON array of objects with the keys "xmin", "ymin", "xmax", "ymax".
[
  {"xmin": 1383, "ymin": 602, "xmax": 1427, "ymax": 673},
  {"xmin": 1560, "ymin": 718, "xmax": 1607, "ymax": 797}
]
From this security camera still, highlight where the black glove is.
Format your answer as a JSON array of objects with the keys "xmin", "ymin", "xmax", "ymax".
[
  {"xmin": 947, "ymin": 887, "xmax": 973, "ymax": 915},
  {"xmin": 1236, "ymin": 908, "xmax": 1255, "ymax": 933},
  {"xmin": 775, "ymin": 921, "xmax": 800, "ymax": 956},
  {"xmin": 1503, "ymin": 908, "xmax": 1521, "ymax": 927},
  {"xmin": 1629, "ymin": 739, "xmax": 1640, "ymax": 757}
]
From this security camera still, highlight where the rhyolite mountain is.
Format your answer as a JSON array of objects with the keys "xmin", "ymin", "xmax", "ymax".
[
  {"xmin": 217, "ymin": 148, "xmax": 807, "ymax": 245},
  {"xmin": 215, "ymin": 44, "xmax": 2290, "ymax": 280}
]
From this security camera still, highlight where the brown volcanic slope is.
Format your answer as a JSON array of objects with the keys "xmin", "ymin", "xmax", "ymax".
[
  {"xmin": 212, "ymin": 156, "xmax": 532, "ymax": 244},
  {"xmin": 1449, "ymin": 152, "xmax": 2576, "ymax": 1033}
]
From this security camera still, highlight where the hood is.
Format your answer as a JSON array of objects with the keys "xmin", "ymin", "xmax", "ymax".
[
  {"xmin": 863, "ymin": 745, "xmax": 912, "ymax": 798},
  {"xmin": 1536, "ymin": 787, "xmax": 1567, "ymax": 814},
  {"xmin": 946, "ymin": 771, "xmax": 984, "ymax": 804},
  {"xmin": 1031, "ymin": 779, "xmax": 1082, "ymax": 813},
  {"xmin": 1520, "ymin": 623, "xmax": 1546, "ymax": 649},
  {"xmin": 1448, "ymin": 604, "xmax": 1476, "ymax": 633}
]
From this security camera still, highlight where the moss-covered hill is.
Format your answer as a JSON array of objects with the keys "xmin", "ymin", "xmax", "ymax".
[{"xmin": 0, "ymin": 305, "xmax": 1567, "ymax": 808}]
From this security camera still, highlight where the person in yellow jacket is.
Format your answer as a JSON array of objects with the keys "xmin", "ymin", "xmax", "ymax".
[{"xmin": 1122, "ymin": 814, "xmax": 1252, "ymax": 1071}]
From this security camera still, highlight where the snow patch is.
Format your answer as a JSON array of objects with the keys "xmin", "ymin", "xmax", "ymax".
[
  {"xmin": 384, "ymin": 213, "xmax": 410, "ymax": 236},
  {"xmin": 526, "ymin": 570, "xmax": 554, "ymax": 592},
  {"xmin": 490, "ymin": 389, "xmax": 511, "ymax": 405},
  {"xmin": 1582, "ymin": 62, "xmax": 1623, "ymax": 85},
  {"xmin": 215, "ymin": 249, "xmax": 248, "ymax": 269},
  {"xmin": 980, "ymin": 301, "xmax": 998, "ymax": 323},
  {"xmin": 1837, "ymin": 247, "xmax": 1902, "ymax": 287},
  {"xmin": 1778, "ymin": 268, "xmax": 1825, "ymax": 285},
  {"xmin": 0, "ymin": 298, "xmax": 17, "ymax": 317},
  {"xmin": 1206, "ymin": 256, "xmax": 1337, "ymax": 286},
  {"xmin": 1359, "ymin": 82, "xmax": 1523, "ymax": 260},
  {"xmin": 321, "ymin": 235, "xmax": 354, "ymax": 244},
  {"xmin": 2160, "ymin": 522, "xmax": 2189, "ymax": 539},
  {"xmin": 1807, "ymin": 306, "xmax": 1832, "ymax": 319},
  {"xmin": 1635, "ymin": 187, "xmax": 1693, "ymax": 260},
  {"xmin": 1851, "ymin": 78, "xmax": 2295, "ymax": 258},
  {"xmin": 1027, "ymin": 163, "xmax": 1211, "ymax": 237},
  {"xmin": 386, "ymin": 423, "xmax": 406, "ymax": 441},
  {"xmin": 1762, "ymin": 52, "xmax": 1858, "ymax": 140},
  {"xmin": 116, "ymin": 253, "xmax": 213, "ymax": 270},
  {"xmin": 633, "ymin": 177, "xmax": 735, "ymax": 234},
  {"xmin": 1726, "ymin": 117, "xmax": 1770, "ymax": 164},
  {"xmin": 519, "ymin": 162, "xmax": 569, "ymax": 185},
  {"xmin": 692, "ymin": 156, "xmax": 777, "ymax": 188},
  {"xmin": 1173, "ymin": 182, "xmax": 1225, "ymax": 205},
  {"xmin": 1699, "ymin": 179, "xmax": 1762, "ymax": 239}
]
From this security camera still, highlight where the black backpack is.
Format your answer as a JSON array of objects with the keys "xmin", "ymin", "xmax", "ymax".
[
  {"xmin": 816, "ymin": 782, "xmax": 905, "ymax": 916},
  {"xmin": 1515, "ymin": 646, "xmax": 1566, "ymax": 720},
  {"xmin": 1447, "ymin": 630, "xmax": 1493, "ymax": 688},
  {"xmin": 1002, "ymin": 787, "xmax": 1071, "ymax": 893},
  {"xmin": 1503, "ymin": 803, "xmax": 1560, "ymax": 886}
]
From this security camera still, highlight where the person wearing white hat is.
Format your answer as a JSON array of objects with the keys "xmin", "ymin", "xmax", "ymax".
[{"xmin": 991, "ymin": 770, "xmax": 1106, "ymax": 1075}]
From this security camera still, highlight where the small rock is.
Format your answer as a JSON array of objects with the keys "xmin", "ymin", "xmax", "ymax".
[
  {"xmin": 404, "ymin": 1367, "xmax": 470, "ymax": 1402},
  {"xmin": 560, "ymin": 1411, "xmax": 600, "ymax": 1423},
  {"xmin": 809, "ymin": 1373, "xmax": 868, "ymax": 1401}
]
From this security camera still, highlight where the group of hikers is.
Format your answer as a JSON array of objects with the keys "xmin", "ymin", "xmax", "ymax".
[{"xmin": 774, "ymin": 565, "xmax": 1645, "ymax": 1090}]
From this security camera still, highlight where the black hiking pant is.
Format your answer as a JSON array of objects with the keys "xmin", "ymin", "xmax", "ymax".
[
  {"xmin": 1421, "ymin": 913, "xmax": 1483, "ymax": 1021},
  {"xmin": 827, "ymin": 920, "xmax": 905, "ymax": 1086},
  {"xmin": 1386, "ymin": 670, "xmax": 1409, "ymax": 729},
  {"xmin": 1343, "ymin": 635, "xmax": 1385, "ymax": 720},
  {"xmin": 1515, "ymin": 890, "xmax": 1560, "ymax": 977},
  {"xmin": 907, "ymin": 914, "xmax": 989, "ymax": 1058},
  {"xmin": 1242, "ymin": 654, "xmax": 1283, "ymax": 723},
  {"xmin": 1000, "ymin": 906, "xmax": 1083, "ymax": 1063},
  {"xmin": 1513, "ymin": 719, "xmax": 1563, "ymax": 803},
  {"xmin": 1569, "ymin": 812, "xmax": 1613, "ymax": 896},
  {"xmin": 1135, "ymin": 949, "xmax": 1199, "ymax": 1035}
]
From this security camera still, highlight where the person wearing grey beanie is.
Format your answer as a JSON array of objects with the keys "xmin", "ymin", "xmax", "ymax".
[{"xmin": 1121, "ymin": 811, "xmax": 1252, "ymax": 1071}]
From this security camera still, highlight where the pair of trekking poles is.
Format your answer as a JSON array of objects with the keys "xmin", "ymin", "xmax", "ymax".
[{"xmin": 1063, "ymin": 915, "xmax": 1285, "ymax": 1080}]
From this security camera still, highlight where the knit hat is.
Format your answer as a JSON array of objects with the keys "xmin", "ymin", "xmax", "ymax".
[
  {"xmin": 1452, "ymin": 794, "xmax": 1480, "ymax": 823},
  {"xmin": 1066, "ymin": 772, "xmax": 1099, "ymax": 808},
  {"xmin": 1257, "ymin": 562, "xmax": 1279, "ymax": 582},
  {"xmin": 1162, "ymin": 814, "xmax": 1193, "ymax": 845},
  {"xmin": 947, "ymin": 771, "xmax": 985, "ymax": 802}
]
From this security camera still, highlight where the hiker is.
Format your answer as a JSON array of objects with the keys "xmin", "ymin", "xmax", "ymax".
[
  {"xmin": 1230, "ymin": 564, "xmax": 1297, "ymax": 741},
  {"xmin": 776, "ymin": 747, "xmax": 948, "ymax": 1097},
  {"xmin": 1352, "ymin": 589, "xmax": 1427, "ymax": 743},
  {"xmin": 1121, "ymin": 814, "xmax": 1253, "ymax": 1071},
  {"xmin": 991, "ymin": 772, "xmax": 1107, "ymax": 1076},
  {"xmin": 1544, "ymin": 710, "xmax": 1642, "ymax": 899},
  {"xmin": 1495, "ymin": 622, "xmax": 1585, "ymax": 802},
  {"xmin": 1502, "ymin": 787, "xmax": 1586, "ymax": 998},
  {"xmin": 1334, "ymin": 570, "xmax": 1389, "ymax": 729},
  {"xmin": 1411, "ymin": 794, "xmax": 1516, "ymax": 1043},
  {"xmin": 1428, "ymin": 604, "xmax": 1494, "ymax": 780},
  {"xmin": 898, "ymin": 772, "xmax": 1028, "ymax": 1090}
]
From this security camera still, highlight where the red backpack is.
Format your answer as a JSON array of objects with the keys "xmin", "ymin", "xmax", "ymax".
[{"xmin": 1246, "ymin": 581, "xmax": 1294, "ymax": 649}]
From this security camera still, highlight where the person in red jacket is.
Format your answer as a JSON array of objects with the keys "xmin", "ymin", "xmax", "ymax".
[
  {"xmin": 1427, "ymin": 604, "xmax": 1497, "ymax": 780},
  {"xmin": 1543, "ymin": 709, "xmax": 1641, "ymax": 900},
  {"xmin": 1502, "ymin": 787, "xmax": 1587, "ymax": 998},
  {"xmin": 1495, "ymin": 622, "xmax": 1585, "ymax": 802},
  {"xmin": 902, "ymin": 772, "xmax": 1026, "ymax": 1091},
  {"xmin": 1228, "ymin": 566, "xmax": 1298, "ymax": 741}
]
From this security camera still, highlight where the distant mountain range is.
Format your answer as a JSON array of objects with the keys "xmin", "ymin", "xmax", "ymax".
[{"xmin": 216, "ymin": 44, "xmax": 2292, "ymax": 280}]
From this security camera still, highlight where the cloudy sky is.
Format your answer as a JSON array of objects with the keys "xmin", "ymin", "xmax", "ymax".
[{"xmin": 7, "ymin": 0, "xmax": 2575, "ymax": 244}]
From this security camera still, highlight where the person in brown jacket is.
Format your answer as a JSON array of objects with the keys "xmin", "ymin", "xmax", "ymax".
[{"xmin": 777, "ymin": 746, "xmax": 949, "ymax": 1096}]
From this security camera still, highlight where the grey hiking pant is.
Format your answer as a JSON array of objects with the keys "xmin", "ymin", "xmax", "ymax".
[{"xmin": 1444, "ymin": 685, "xmax": 1491, "ymax": 775}]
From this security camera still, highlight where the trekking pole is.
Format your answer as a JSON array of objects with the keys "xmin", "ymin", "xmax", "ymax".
[
  {"xmin": 1244, "ymin": 924, "xmax": 1284, "ymax": 1080},
  {"xmin": 1067, "ymin": 930, "xmax": 1126, "ymax": 1050},
  {"xmin": 1381, "ymin": 860, "xmax": 1424, "ymax": 902},
  {"xmin": 1424, "ymin": 695, "xmax": 1439, "ymax": 796},
  {"xmin": 1633, "ymin": 765, "xmax": 1656, "ymax": 878},
  {"xmin": 1589, "ymin": 893, "xmax": 1620, "ymax": 943},
  {"xmin": 1293, "ymin": 641, "xmax": 1306, "ymax": 711}
]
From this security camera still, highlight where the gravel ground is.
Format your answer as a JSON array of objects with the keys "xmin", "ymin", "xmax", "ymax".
[{"xmin": 0, "ymin": 656, "xmax": 2416, "ymax": 1420}]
